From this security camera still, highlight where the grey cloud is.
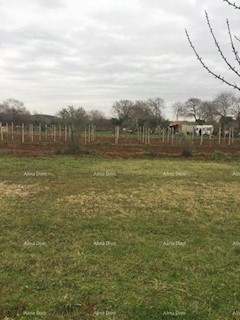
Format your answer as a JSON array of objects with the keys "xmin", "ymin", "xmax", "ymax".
[
  {"xmin": 35, "ymin": 0, "xmax": 65, "ymax": 8},
  {"xmin": 0, "ymin": 0, "xmax": 239, "ymax": 117}
]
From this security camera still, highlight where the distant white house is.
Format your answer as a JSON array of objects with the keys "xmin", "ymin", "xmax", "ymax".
[
  {"xmin": 169, "ymin": 121, "xmax": 214, "ymax": 135},
  {"xmin": 195, "ymin": 125, "xmax": 214, "ymax": 136}
]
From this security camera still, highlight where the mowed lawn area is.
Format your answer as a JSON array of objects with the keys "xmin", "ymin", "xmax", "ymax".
[{"xmin": 0, "ymin": 156, "xmax": 240, "ymax": 320}]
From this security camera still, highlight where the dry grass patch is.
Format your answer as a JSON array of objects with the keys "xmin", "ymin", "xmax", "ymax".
[
  {"xmin": 55, "ymin": 179, "xmax": 240, "ymax": 220},
  {"xmin": 0, "ymin": 182, "xmax": 42, "ymax": 198}
]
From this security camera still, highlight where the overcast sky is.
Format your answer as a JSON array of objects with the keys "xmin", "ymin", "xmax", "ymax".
[{"xmin": 0, "ymin": 0, "xmax": 239, "ymax": 118}]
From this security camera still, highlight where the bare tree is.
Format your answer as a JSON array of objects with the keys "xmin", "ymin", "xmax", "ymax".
[
  {"xmin": 200, "ymin": 100, "xmax": 218, "ymax": 123},
  {"xmin": 147, "ymin": 97, "xmax": 165, "ymax": 119},
  {"xmin": 231, "ymin": 96, "xmax": 240, "ymax": 128},
  {"xmin": 172, "ymin": 101, "xmax": 185, "ymax": 121},
  {"xmin": 88, "ymin": 110, "xmax": 111, "ymax": 130},
  {"xmin": 131, "ymin": 100, "xmax": 151, "ymax": 126},
  {"xmin": 186, "ymin": 1, "xmax": 240, "ymax": 91},
  {"xmin": 112, "ymin": 100, "xmax": 134, "ymax": 123},
  {"xmin": 0, "ymin": 98, "xmax": 31, "ymax": 123},
  {"xmin": 88, "ymin": 110, "xmax": 105, "ymax": 123},
  {"xmin": 213, "ymin": 91, "xmax": 236, "ymax": 128},
  {"xmin": 183, "ymin": 98, "xmax": 203, "ymax": 122},
  {"xmin": 57, "ymin": 106, "xmax": 87, "ymax": 150}
]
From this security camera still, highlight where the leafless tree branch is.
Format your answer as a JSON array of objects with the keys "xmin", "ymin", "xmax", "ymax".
[
  {"xmin": 223, "ymin": 0, "xmax": 240, "ymax": 9},
  {"xmin": 185, "ymin": 1, "xmax": 240, "ymax": 92},
  {"xmin": 235, "ymin": 35, "xmax": 240, "ymax": 43},
  {"xmin": 205, "ymin": 11, "xmax": 240, "ymax": 78},
  {"xmin": 185, "ymin": 28, "xmax": 240, "ymax": 91},
  {"xmin": 227, "ymin": 19, "xmax": 240, "ymax": 66}
]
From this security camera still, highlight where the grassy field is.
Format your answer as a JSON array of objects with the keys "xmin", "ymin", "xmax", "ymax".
[{"xmin": 0, "ymin": 156, "xmax": 240, "ymax": 319}]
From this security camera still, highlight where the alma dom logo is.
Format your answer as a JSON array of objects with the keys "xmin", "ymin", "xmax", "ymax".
[
  {"xmin": 163, "ymin": 311, "xmax": 186, "ymax": 316},
  {"xmin": 93, "ymin": 171, "xmax": 117, "ymax": 177},
  {"xmin": 232, "ymin": 171, "xmax": 240, "ymax": 176},
  {"xmin": 23, "ymin": 171, "xmax": 48, "ymax": 177}
]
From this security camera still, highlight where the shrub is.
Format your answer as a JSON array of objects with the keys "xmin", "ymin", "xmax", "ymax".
[
  {"xmin": 212, "ymin": 151, "xmax": 231, "ymax": 160},
  {"xmin": 88, "ymin": 149, "xmax": 100, "ymax": 156},
  {"xmin": 144, "ymin": 151, "xmax": 160, "ymax": 157},
  {"xmin": 95, "ymin": 141, "xmax": 112, "ymax": 146},
  {"xmin": 62, "ymin": 146, "xmax": 82, "ymax": 155},
  {"xmin": 179, "ymin": 133, "xmax": 193, "ymax": 157}
]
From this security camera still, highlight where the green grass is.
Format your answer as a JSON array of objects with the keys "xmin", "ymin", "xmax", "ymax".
[{"xmin": 0, "ymin": 156, "xmax": 240, "ymax": 319}]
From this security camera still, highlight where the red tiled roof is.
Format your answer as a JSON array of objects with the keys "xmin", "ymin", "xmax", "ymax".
[
  {"xmin": 170, "ymin": 121, "xmax": 187, "ymax": 125},
  {"xmin": 170, "ymin": 121, "xmax": 196, "ymax": 126}
]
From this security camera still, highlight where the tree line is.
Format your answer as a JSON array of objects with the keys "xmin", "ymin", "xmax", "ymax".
[
  {"xmin": 172, "ymin": 92, "xmax": 240, "ymax": 129},
  {"xmin": 111, "ymin": 97, "xmax": 168, "ymax": 130},
  {"xmin": 0, "ymin": 92, "xmax": 240, "ymax": 132},
  {"xmin": 0, "ymin": 99, "xmax": 110, "ymax": 129}
]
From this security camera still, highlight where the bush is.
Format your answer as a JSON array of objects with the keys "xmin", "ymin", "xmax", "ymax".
[
  {"xmin": 212, "ymin": 151, "xmax": 231, "ymax": 160},
  {"xmin": 95, "ymin": 141, "xmax": 113, "ymax": 146},
  {"xmin": 179, "ymin": 133, "xmax": 193, "ymax": 157},
  {"xmin": 88, "ymin": 149, "xmax": 100, "ymax": 156},
  {"xmin": 61, "ymin": 146, "xmax": 82, "ymax": 155},
  {"xmin": 144, "ymin": 151, "xmax": 160, "ymax": 157}
]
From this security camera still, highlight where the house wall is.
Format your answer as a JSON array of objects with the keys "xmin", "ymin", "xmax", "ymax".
[{"xmin": 181, "ymin": 124, "xmax": 196, "ymax": 134}]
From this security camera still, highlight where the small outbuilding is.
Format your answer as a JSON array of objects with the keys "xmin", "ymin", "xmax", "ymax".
[{"xmin": 169, "ymin": 121, "xmax": 196, "ymax": 134}]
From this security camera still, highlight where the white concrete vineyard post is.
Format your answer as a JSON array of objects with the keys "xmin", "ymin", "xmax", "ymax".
[
  {"xmin": 142, "ymin": 126, "xmax": 145, "ymax": 143},
  {"xmin": 30, "ymin": 124, "xmax": 34, "ymax": 142},
  {"xmin": 6, "ymin": 123, "xmax": 8, "ymax": 138},
  {"xmin": 39, "ymin": 123, "xmax": 41, "ymax": 142},
  {"xmin": 224, "ymin": 126, "xmax": 226, "ymax": 143},
  {"xmin": 54, "ymin": 125, "xmax": 56, "ymax": 142},
  {"xmin": 85, "ymin": 127, "xmax": 87, "ymax": 144},
  {"xmin": 88, "ymin": 125, "xmax": 91, "ymax": 143},
  {"xmin": 59, "ymin": 125, "xmax": 62, "ymax": 140},
  {"xmin": 0, "ymin": 122, "xmax": 3, "ymax": 141},
  {"xmin": 11, "ymin": 122, "xmax": 14, "ymax": 140},
  {"xmin": 22, "ymin": 123, "xmax": 25, "ymax": 143},
  {"xmin": 64, "ymin": 126, "xmax": 67, "ymax": 142},
  {"xmin": 68, "ymin": 126, "xmax": 71, "ymax": 141},
  {"xmin": 115, "ymin": 126, "xmax": 119, "ymax": 144}
]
